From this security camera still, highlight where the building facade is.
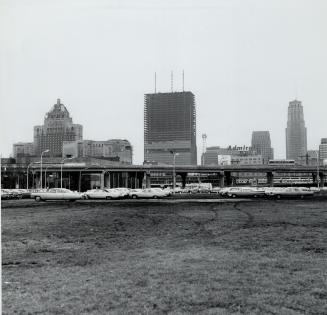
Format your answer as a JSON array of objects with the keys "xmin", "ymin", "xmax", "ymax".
[
  {"xmin": 34, "ymin": 99, "xmax": 83, "ymax": 157},
  {"xmin": 144, "ymin": 91, "xmax": 197, "ymax": 165},
  {"xmin": 202, "ymin": 145, "xmax": 260, "ymax": 166},
  {"xmin": 286, "ymin": 100, "xmax": 307, "ymax": 161},
  {"xmin": 251, "ymin": 131, "xmax": 274, "ymax": 164},
  {"xmin": 63, "ymin": 139, "xmax": 133, "ymax": 164},
  {"xmin": 12, "ymin": 142, "xmax": 35, "ymax": 158}
]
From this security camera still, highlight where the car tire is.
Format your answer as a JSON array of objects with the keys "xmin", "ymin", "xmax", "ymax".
[
  {"xmin": 276, "ymin": 195, "xmax": 281, "ymax": 199},
  {"xmin": 106, "ymin": 196, "xmax": 111, "ymax": 200},
  {"xmin": 232, "ymin": 194, "xmax": 236, "ymax": 198},
  {"xmin": 132, "ymin": 195, "xmax": 137, "ymax": 199},
  {"xmin": 35, "ymin": 196, "xmax": 41, "ymax": 202},
  {"xmin": 153, "ymin": 195, "xmax": 158, "ymax": 199}
]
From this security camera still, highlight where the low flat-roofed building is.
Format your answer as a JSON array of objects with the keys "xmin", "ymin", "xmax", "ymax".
[
  {"xmin": 202, "ymin": 145, "xmax": 260, "ymax": 166},
  {"xmin": 63, "ymin": 139, "xmax": 133, "ymax": 164},
  {"xmin": 13, "ymin": 142, "xmax": 35, "ymax": 158}
]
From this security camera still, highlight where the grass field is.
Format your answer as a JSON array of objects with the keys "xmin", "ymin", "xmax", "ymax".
[{"xmin": 2, "ymin": 199, "xmax": 327, "ymax": 314}]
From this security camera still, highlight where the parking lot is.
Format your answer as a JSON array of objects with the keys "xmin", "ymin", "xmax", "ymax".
[{"xmin": 2, "ymin": 198, "xmax": 327, "ymax": 314}]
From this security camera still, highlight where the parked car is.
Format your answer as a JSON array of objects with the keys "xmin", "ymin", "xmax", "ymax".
[
  {"xmin": 226, "ymin": 187, "xmax": 265, "ymax": 198},
  {"xmin": 31, "ymin": 188, "xmax": 83, "ymax": 201},
  {"xmin": 83, "ymin": 189, "xmax": 120, "ymax": 200},
  {"xmin": 7, "ymin": 189, "xmax": 22, "ymax": 199},
  {"xmin": 265, "ymin": 187, "xmax": 314, "ymax": 198},
  {"xmin": 128, "ymin": 188, "xmax": 164, "ymax": 199},
  {"xmin": 17, "ymin": 189, "xmax": 31, "ymax": 199}
]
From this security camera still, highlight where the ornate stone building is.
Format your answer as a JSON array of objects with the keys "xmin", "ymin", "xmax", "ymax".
[{"xmin": 33, "ymin": 99, "xmax": 83, "ymax": 157}]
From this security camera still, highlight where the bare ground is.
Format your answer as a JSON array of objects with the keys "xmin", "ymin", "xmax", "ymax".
[{"xmin": 2, "ymin": 199, "xmax": 327, "ymax": 314}]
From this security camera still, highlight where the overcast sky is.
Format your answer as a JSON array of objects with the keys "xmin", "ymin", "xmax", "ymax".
[{"xmin": 1, "ymin": 0, "xmax": 326, "ymax": 164}]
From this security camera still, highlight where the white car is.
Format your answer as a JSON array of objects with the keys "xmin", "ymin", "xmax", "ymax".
[
  {"xmin": 83, "ymin": 189, "xmax": 120, "ymax": 200},
  {"xmin": 31, "ymin": 188, "xmax": 83, "ymax": 202},
  {"xmin": 129, "ymin": 188, "xmax": 163, "ymax": 199},
  {"xmin": 226, "ymin": 187, "xmax": 265, "ymax": 198}
]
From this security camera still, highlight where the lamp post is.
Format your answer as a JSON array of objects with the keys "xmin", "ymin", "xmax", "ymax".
[
  {"xmin": 170, "ymin": 151, "xmax": 179, "ymax": 194},
  {"xmin": 40, "ymin": 149, "xmax": 50, "ymax": 189},
  {"xmin": 26, "ymin": 162, "xmax": 35, "ymax": 190},
  {"xmin": 44, "ymin": 165, "xmax": 52, "ymax": 189},
  {"xmin": 61, "ymin": 157, "xmax": 74, "ymax": 188},
  {"xmin": 27, "ymin": 161, "xmax": 40, "ymax": 190}
]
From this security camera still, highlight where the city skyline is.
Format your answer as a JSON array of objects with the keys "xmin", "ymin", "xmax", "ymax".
[{"xmin": 1, "ymin": 0, "xmax": 327, "ymax": 163}]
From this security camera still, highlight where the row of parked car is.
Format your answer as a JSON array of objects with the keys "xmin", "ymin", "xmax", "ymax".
[
  {"xmin": 28, "ymin": 187, "xmax": 173, "ymax": 201},
  {"xmin": 218, "ymin": 186, "xmax": 319, "ymax": 198},
  {"xmin": 2, "ymin": 186, "xmax": 322, "ymax": 201}
]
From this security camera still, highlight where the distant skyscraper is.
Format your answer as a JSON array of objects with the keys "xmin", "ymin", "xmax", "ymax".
[
  {"xmin": 319, "ymin": 138, "xmax": 327, "ymax": 162},
  {"xmin": 251, "ymin": 131, "xmax": 274, "ymax": 164},
  {"xmin": 144, "ymin": 91, "xmax": 197, "ymax": 165},
  {"xmin": 286, "ymin": 100, "xmax": 307, "ymax": 160},
  {"xmin": 34, "ymin": 99, "xmax": 83, "ymax": 157}
]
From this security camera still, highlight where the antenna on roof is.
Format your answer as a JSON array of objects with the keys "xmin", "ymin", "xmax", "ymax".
[
  {"xmin": 294, "ymin": 81, "xmax": 298, "ymax": 100},
  {"xmin": 171, "ymin": 71, "xmax": 173, "ymax": 92},
  {"xmin": 182, "ymin": 70, "xmax": 184, "ymax": 92},
  {"xmin": 154, "ymin": 72, "xmax": 157, "ymax": 93}
]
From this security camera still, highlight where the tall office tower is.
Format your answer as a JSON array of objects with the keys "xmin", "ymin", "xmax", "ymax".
[
  {"xmin": 144, "ymin": 91, "xmax": 197, "ymax": 165},
  {"xmin": 319, "ymin": 138, "xmax": 327, "ymax": 162},
  {"xmin": 34, "ymin": 99, "xmax": 83, "ymax": 157},
  {"xmin": 251, "ymin": 131, "xmax": 274, "ymax": 164},
  {"xmin": 286, "ymin": 100, "xmax": 307, "ymax": 160}
]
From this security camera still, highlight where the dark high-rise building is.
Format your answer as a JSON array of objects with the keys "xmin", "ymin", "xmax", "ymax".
[
  {"xmin": 286, "ymin": 100, "xmax": 307, "ymax": 160},
  {"xmin": 34, "ymin": 99, "xmax": 83, "ymax": 157},
  {"xmin": 251, "ymin": 131, "xmax": 274, "ymax": 164},
  {"xmin": 144, "ymin": 91, "xmax": 197, "ymax": 165}
]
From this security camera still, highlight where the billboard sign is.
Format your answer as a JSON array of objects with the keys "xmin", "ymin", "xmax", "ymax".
[{"xmin": 218, "ymin": 155, "xmax": 232, "ymax": 165}]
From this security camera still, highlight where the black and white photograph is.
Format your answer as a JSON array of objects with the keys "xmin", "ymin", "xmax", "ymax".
[{"xmin": 1, "ymin": 0, "xmax": 327, "ymax": 314}]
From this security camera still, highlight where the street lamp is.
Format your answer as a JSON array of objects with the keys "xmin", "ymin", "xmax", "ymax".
[
  {"xmin": 170, "ymin": 151, "xmax": 179, "ymax": 194},
  {"xmin": 61, "ymin": 157, "xmax": 74, "ymax": 188},
  {"xmin": 26, "ymin": 161, "xmax": 40, "ymax": 190},
  {"xmin": 40, "ymin": 149, "xmax": 50, "ymax": 189},
  {"xmin": 44, "ymin": 165, "xmax": 52, "ymax": 189}
]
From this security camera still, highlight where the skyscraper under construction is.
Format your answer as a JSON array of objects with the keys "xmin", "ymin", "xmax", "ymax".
[
  {"xmin": 286, "ymin": 99, "xmax": 307, "ymax": 161},
  {"xmin": 144, "ymin": 91, "xmax": 197, "ymax": 165}
]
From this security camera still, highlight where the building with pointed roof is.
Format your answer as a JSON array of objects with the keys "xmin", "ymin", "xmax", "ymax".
[
  {"xmin": 286, "ymin": 99, "xmax": 307, "ymax": 161},
  {"xmin": 33, "ymin": 99, "xmax": 83, "ymax": 157}
]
